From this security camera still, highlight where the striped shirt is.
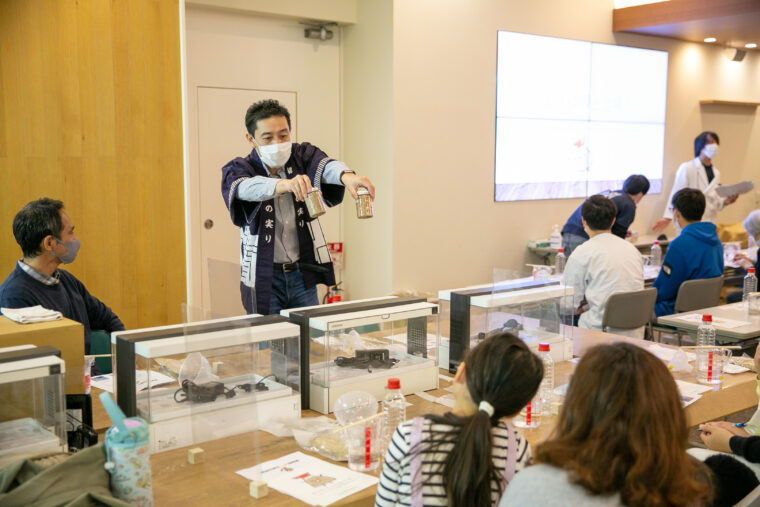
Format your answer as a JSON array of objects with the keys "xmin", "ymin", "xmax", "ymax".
[{"xmin": 375, "ymin": 418, "xmax": 531, "ymax": 506}]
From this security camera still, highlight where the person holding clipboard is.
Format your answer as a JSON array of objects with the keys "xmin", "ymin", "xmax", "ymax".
[{"xmin": 652, "ymin": 131, "xmax": 738, "ymax": 234}]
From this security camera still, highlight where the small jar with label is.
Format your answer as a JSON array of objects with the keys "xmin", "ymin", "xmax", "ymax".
[
  {"xmin": 305, "ymin": 189, "xmax": 327, "ymax": 218},
  {"xmin": 355, "ymin": 187, "xmax": 373, "ymax": 219}
]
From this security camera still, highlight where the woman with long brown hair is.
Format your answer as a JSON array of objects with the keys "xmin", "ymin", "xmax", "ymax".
[
  {"xmin": 375, "ymin": 332, "xmax": 543, "ymax": 506},
  {"xmin": 501, "ymin": 342, "xmax": 713, "ymax": 506}
]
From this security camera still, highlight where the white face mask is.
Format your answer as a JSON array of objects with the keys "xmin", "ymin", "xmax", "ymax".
[
  {"xmin": 701, "ymin": 143, "xmax": 718, "ymax": 160},
  {"xmin": 257, "ymin": 141, "xmax": 292, "ymax": 168}
]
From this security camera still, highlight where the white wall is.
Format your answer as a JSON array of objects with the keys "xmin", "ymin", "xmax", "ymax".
[
  {"xmin": 391, "ymin": 0, "xmax": 760, "ymax": 295},
  {"xmin": 341, "ymin": 0, "xmax": 394, "ymax": 299}
]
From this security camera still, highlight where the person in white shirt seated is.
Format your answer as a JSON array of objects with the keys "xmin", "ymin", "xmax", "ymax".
[{"xmin": 562, "ymin": 195, "xmax": 645, "ymax": 338}]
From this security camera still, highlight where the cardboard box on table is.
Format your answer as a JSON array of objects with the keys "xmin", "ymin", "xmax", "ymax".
[{"xmin": 0, "ymin": 316, "xmax": 84, "ymax": 393}]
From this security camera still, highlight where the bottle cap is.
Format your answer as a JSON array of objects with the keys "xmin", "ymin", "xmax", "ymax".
[
  {"xmin": 749, "ymin": 268, "xmax": 756, "ymax": 274},
  {"xmin": 387, "ymin": 378, "xmax": 400, "ymax": 389},
  {"xmin": 538, "ymin": 342, "xmax": 550, "ymax": 352},
  {"xmin": 557, "ymin": 248, "xmax": 564, "ymax": 253},
  {"xmin": 653, "ymin": 240, "xmax": 659, "ymax": 244},
  {"xmin": 702, "ymin": 314, "xmax": 712, "ymax": 322}
]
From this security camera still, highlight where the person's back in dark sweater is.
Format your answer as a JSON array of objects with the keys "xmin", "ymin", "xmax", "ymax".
[{"xmin": 0, "ymin": 198, "xmax": 124, "ymax": 353}]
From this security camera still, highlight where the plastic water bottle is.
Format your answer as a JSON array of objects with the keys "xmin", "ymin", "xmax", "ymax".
[
  {"xmin": 555, "ymin": 249, "xmax": 566, "ymax": 275},
  {"xmin": 538, "ymin": 343, "xmax": 554, "ymax": 407},
  {"xmin": 697, "ymin": 314, "xmax": 716, "ymax": 348},
  {"xmin": 744, "ymin": 268, "xmax": 758, "ymax": 302},
  {"xmin": 549, "ymin": 224, "xmax": 562, "ymax": 249},
  {"xmin": 382, "ymin": 378, "xmax": 406, "ymax": 451},
  {"xmin": 650, "ymin": 240, "xmax": 662, "ymax": 266}
]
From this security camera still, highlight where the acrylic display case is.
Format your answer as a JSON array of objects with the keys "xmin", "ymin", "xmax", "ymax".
[
  {"xmin": 439, "ymin": 275, "xmax": 574, "ymax": 373},
  {"xmin": 0, "ymin": 345, "xmax": 67, "ymax": 467},
  {"xmin": 112, "ymin": 314, "xmax": 301, "ymax": 452},
  {"xmin": 283, "ymin": 297, "xmax": 439, "ymax": 414}
]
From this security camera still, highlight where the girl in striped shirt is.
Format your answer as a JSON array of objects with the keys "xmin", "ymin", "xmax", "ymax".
[{"xmin": 375, "ymin": 332, "xmax": 543, "ymax": 507}]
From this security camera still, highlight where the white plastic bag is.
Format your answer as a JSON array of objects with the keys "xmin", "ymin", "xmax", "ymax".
[{"xmin": 178, "ymin": 352, "xmax": 219, "ymax": 385}]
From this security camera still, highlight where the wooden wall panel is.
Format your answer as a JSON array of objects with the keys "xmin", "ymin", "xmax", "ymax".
[{"xmin": 0, "ymin": 0, "xmax": 186, "ymax": 330}]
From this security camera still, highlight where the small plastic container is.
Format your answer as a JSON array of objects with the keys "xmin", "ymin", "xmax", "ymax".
[
  {"xmin": 305, "ymin": 189, "xmax": 327, "ymax": 218},
  {"xmin": 355, "ymin": 187, "xmax": 373, "ymax": 219}
]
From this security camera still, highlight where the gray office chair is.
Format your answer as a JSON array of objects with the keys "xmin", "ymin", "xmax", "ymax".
[
  {"xmin": 601, "ymin": 287, "xmax": 657, "ymax": 339},
  {"xmin": 674, "ymin": 275, "xmax": 724, "ymax": 313},
  {"xmin": 657, "ymin": 275, "xmax": 724, "ymax": 345}
]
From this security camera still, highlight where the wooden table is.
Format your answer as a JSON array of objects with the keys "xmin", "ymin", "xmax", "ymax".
[
  {"xmin": 145, "ymin": 327, "xmax": 760, "ymax": 506},
  {"xmin": 657, "ymin": 302, "xmax": 760, "ymax": 343}
]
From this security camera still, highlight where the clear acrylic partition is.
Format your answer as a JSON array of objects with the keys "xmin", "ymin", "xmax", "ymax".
[
  {"xmin": 0, "ymin": 350, "xmax": 67, "ymax": 466},
  {"xmin": 117, "ymin": 296, "xmax": 300, "ymax": 466},
  {"xmin": 206, "ymin": 257, "xmax": 247, "ymax": 319},
  {"xmin": 491, "ymin": 268, "xmax": 574, "ymax": 362},
  {"xmin": 306, "ymin": 300, "xmax": 439, "ymax": 413}
]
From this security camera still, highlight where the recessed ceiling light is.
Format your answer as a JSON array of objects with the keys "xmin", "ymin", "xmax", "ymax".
[
  {"xmin": 704, "ymin": 37, "xmax": 717, "ymax": 43},
  {"xmin": 746, "ymin": 43, "xmax": 757, "ymax": 49}
]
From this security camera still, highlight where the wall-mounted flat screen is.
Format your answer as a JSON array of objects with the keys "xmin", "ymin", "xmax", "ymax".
[{"xmin": 494, "ymin": 31, "xmax": 668, "ymax": 201}]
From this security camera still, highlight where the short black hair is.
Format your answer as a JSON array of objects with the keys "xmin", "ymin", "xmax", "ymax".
[
  {"xmin": 245, "ymin": 99, "xmax": 291, "ymax": 137},
  {"xmin": 694, "ymin": 131, "xmax": 719, "ymax": 157},
  {"xmin": 12, "ymin": 198, "xmax": 65, "ymax": 258},
  {"xmin": 581, "ymin": 195, "xmax": 617, "ymax": 231},
  {"xmin": 622, "ymin": 174, "xmax": 650, "ymax": 196},
  {"xmin": 671, "ymin": 188, "xmax": 706, "ymax": 222}
]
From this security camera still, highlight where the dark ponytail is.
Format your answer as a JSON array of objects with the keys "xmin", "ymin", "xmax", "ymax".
[{"xmin": 425, "ymin": 332, "xmax": 543, "ymax": 506}]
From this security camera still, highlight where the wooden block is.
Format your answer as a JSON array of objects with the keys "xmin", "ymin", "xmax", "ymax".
[
  {"xmin": 212, "ymin": 361, "xmax": 223, "ymax": 375},
  {"xmin": 187, "ymin": 447, "xmax": 205, "ymax": 464},
  {"xmin": 249, "ymin": 480, "xmax": 268, "ymax": 499}
]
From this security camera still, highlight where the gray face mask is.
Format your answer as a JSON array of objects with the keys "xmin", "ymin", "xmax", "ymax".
[{"xmin": 54, "ymin": 238, "xmax": 81, "ymax": 264}]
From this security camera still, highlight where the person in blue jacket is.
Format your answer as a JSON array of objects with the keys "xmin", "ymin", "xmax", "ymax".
[{"xmin": 653, "ymin": 188, "xmax": 724, "ymax": 316}]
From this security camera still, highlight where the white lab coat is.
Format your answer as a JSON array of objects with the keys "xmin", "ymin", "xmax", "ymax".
[
  {"xmin": 664, "ymin": 157, "xmax": 724, "ymax": 224},
  {"xmin": 563, "ymin": 233, "xmax": 645, "ymax": 339}
]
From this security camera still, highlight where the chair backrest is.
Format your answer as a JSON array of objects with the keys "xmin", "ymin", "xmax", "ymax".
[
  {"xmin": 674, "ymin": 276, "xmax": 724, "ymax": 314},
  {"xmin": 602, "ymin": 287, "xmax": 658, "ymax": 332}
]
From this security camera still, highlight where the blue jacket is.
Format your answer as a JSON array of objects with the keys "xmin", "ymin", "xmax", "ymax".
[{"xmin": 653, "ymin": 222, "xmax": 724, "ymax": 316}]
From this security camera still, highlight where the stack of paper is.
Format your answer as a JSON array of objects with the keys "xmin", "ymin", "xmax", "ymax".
[{"xmin": 1, "ymin": 306, "xmax": 62, "ymax": 324}]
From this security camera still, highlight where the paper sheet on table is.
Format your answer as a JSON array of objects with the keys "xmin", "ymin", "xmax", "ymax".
[
  {"xmin": 673, "ymin": 313, "xmax": 750, "ymax": 328},
  {"xmin": 415, "ymin": 391, "xmax": 455, "ymax": 408},
  {"xmin": 648, "ymin": 344, "xmax": 696, "ymax": 363},
  {"xmin": 675, "ymin": 380, "xmax": 712, "ymax": 407},
  {"xmin": 89, "ymin": 370, "xmax": 176, "ymax": 393},
  {"xmin": 236, "ymin": 451, "xmax": 378, "ymax": 506},
  {"xmin": 715, "ymin": 180, "xmax": 754, "ymax": 198},
  {"xmin": 723, "ymin": 363, "xmax": 751, "ymax": 374}
]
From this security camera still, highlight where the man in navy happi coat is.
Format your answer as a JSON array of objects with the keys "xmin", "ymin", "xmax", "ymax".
[
  {"xmin": 0, "ymin": 198, "xmax": 124, "ymax": 353},
  {"xmin": 221, "ymin": 99, "xmax": 375, "ymax": 315}
]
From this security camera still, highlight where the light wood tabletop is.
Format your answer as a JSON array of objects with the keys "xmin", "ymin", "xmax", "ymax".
[{"xmin": 135, "ymin": 326, "xmax": 760, "ymax": 506}]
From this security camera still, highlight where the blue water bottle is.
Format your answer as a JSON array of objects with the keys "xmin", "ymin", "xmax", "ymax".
[{"xmin": 100, "ymin": 392, "xmax": 154, "ymax": 506}]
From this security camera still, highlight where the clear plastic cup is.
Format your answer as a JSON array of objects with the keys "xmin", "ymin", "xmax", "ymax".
[
  {"xmin": 748, "ymin": 292, "xmax": 760, "ymax": 316},
  {"xmin": 344, "ymin": 417, "xmax": 382, "ymax": 472},
  {"xmin": 696, "ymin": 348, "xmax": 732, "ymax": 385}
]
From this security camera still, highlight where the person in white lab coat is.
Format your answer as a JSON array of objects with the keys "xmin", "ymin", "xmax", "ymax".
[
  {"xmin": 652, "ymin": 131, "xmax": 738, "ymax": 234},
  {"xmin": 563, "ymin": 195, "xmax": 645, "ymax": 338}
]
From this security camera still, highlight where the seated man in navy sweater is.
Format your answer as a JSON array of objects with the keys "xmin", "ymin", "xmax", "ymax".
[
  {"xmin": 0, "ymin": 198, "xmax": 124, "ymax": 353},
  {"xmin": 561, "ymin": 174, "xmax": 650, "ymax": 257},
  {"xmin": 653, "ymin": 188, "xmax": 724, "ymax": 316}
]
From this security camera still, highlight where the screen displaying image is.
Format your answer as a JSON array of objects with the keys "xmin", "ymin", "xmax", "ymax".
[{"xmin": 494, "ymin": 31, "xmax": 668, "ymax": 201}]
